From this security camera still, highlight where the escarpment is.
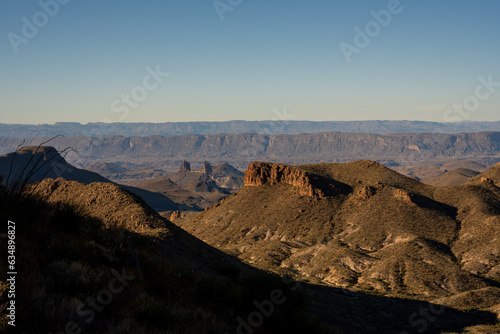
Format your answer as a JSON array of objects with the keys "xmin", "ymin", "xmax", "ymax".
[{"xmin": 243, "ymin": 162, "xmax": 337, "ymax": 197}]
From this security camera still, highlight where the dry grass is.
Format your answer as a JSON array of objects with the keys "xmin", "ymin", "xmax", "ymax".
[
  {"xmin": 181, "ymin": 161, "xmax": 500, "ymax": 301},
  {"xmin": 0, "ymin": 180, "xmax": 329, "ymax": 334}
]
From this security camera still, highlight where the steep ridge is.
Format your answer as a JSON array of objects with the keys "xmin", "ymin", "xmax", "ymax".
[
  {"xmin": 180, "ymin": 161, "xmax": 500, "ymax": 310},
  {"xmin": 0, "ymin": 146, "xmax": 247, "ymax": 213},
  {"xmin": 29, "ymin": 178, "xmax": 165, "ymax": 230},
  {"xmin": 1, "ymin": 132, "xmax": 500, "ymax": 170},
  {"xmin": 1, "ymin": 178, "xmax": 331, "ymax": 333},
  {"xmin": 244, "ymin": 162, "xmax": 341, "ymax": 197},
  {"xmin": 22, "ymin": 178, "xmax": 243, "ymax": 269},
  {"xmin": 0, "ymin": 146, "xmax": 109, "ymax": 186}
]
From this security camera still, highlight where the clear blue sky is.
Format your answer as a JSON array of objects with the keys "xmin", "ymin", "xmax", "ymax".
[{"xmin": 1, "ymin": 0, "xmax": 499, "ymax": 124}]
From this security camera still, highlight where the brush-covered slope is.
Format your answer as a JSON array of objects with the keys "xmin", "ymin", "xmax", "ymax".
[
  {"xmin": 0, "ymin": 178, "xmax": 328, "ymax": 334},
  {"xmin": 469, "ymin": 162, "xmax": 500, "ymax": 185},
  {"xmin": 424, "ymin": 168, "xmax": 480, "ymax": 186},
  {"xmin": 182, "ymin": 161, "xmax": 500, "ymax": 307},
  {"xmin": 23, "ymin": 178, "xmax": 249, "ymax": 276}
]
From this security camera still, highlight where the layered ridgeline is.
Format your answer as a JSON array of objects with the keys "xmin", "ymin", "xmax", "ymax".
[
  {"xmin": 1, "ymin": 132, "xmax": 500, "ymax": 170},
  {"xmin": 179, "ymin": 161, "xmax": 500, "ymax": 331},
  {"xmin": 1, "ymin": 120, "xmax": 500, "ymax": 138}
]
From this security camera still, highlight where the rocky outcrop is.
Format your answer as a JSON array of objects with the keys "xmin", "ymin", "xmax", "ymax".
[
  {"xmin": 394, "ymin": 188, "xmax": 416, "ymax": 206},
  {"xmin": 244, "ymin": 162, "xmax": 332, "ymax": 197},
  {"xmin": 179, "ymin": 160, "xmax": 191, "ymax": 173},
  {"xmin": 202, "ymin": 161, "xmax": 213, "ymax": 177},
  {"xmin": 481, "ymin": 177, "xmax": 494, "ymax": 184},
  {"xmin": 355, "ymin": 186, "xmax": 377, "ymax": 203},
  {"xmin": 170, "ymin": 210, "xmax": 184, "ymax": 221}
]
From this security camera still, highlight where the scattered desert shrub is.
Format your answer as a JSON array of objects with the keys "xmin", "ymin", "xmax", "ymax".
[
  {"xmin": 196, "ymin": 276, "xmax": 244, "ymax": 311},
  {"xmin": 0, "ymin": 153, "xmax": 329, "ymax": 334},
  {"xmin": 214, "ymin": 264, "xmax": 241, "ymax": 279},
  {"xmin": 47, "ymin": 202, "xmax": 95, "ymax": 234},
  {"xmin": 47, "ymin": 261, "xmax": 93, "ymax": 295},
  {"xmin": 2, "ymin": 189, "xmax": 326, "ymax": 334}
]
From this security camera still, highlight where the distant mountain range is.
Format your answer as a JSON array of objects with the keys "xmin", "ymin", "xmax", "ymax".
[
  {"xmin": 1, "ymin": 131, "xmax": 500, "ymax": 171},
  {"xmin": 1, "ymin": 120, "xmax": 500, "ymax": 138}
]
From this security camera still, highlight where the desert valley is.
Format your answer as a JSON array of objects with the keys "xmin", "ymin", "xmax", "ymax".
[
  {"xmin": 2, "ymin": 1, "xmax": 500, "ymax": 333},
  {"xmin": 1, "ymin": 122, "xmax": 500, "ymax": 333}
]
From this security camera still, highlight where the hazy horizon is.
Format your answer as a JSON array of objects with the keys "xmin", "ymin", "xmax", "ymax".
[
  {"xmin": 1, "ymin": 1, "xmax": 499, "ymax": 124},
  {"xmin": 2, "ymin": 119, "xmax": 500, "ymax": 127},
  {"xmin": 2, "ymin": 3, "xmax": 500, "ymax": 332}
]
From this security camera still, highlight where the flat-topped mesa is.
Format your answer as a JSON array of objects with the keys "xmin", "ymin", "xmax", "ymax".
[{"xmin": 244, "ymin": 162, "xmax": 330, "ymax": 197}]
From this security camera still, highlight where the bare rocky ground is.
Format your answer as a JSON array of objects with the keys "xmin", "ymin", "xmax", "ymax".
[{"xmin": 176, "ymin": 161, "xmax": 500, "ymax": 333}]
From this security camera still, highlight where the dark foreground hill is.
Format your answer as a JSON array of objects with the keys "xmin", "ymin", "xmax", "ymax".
[
  {"xmin": 177, "ymin": 161, "xmax": 500, "ymax": 332},
  {"xmin": 0, "ymin": 178, "xmax": 330, "ymax": 334},
  {"xmin": 1, "ymin": 176, "xmax": 498, "ymax": 332}
]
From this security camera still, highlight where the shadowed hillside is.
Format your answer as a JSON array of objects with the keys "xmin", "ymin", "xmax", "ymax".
[
  {"xmin": 1, "ymin": 176, "xmax": 498, "ymax": 333},
  {"xmin": 0, "ymin": 146, "xmax": 109, "ymax": 187},
  {"xmin": 0, "ymin": 178, "xmax": 329, "ymax": 334}
]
